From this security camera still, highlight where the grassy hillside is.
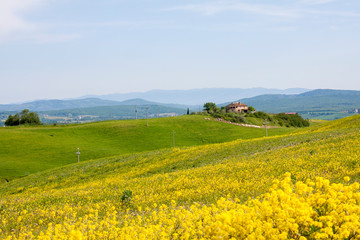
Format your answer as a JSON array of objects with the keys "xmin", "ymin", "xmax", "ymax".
[
  {"xmin": 39, "ymin": 104, "xmax": 187, "ymax": 124},
  {"xmin": 1, "ymin": 115, "xmax": 360, "ymax": 239},
  {"xmin": 0, "ymin": 115, "xmax": 295, "ymax": 180},
  {"xmin": 237, "ymin": 89, "xmax": 360, "ymax": 120}
]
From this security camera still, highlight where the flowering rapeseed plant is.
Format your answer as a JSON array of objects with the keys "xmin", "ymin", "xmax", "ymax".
[{"xmin": 1, "ymin": 115, "xmax": 360, "ymax": 239}]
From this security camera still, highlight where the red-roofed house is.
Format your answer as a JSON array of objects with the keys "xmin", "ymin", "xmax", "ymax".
[{"xmin": 226, "ymin": 102, "xmax": 248, "ymax": 113}]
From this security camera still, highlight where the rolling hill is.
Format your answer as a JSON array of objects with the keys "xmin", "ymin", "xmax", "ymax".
[
  {"xmin": 0, "ymin": 115, "xmax": 295, "ymax": 180},
  {"xmin": 39, "ymin": 104, "xmax": 188, "ymax": 124},
  {"xmin": 1, "ymin": 114, "xmax": 359, "ymax": 239},
  {"xmin": 87, "ymin": 87, "xmax": 310, "ymax": 105},
  {"xmin": 2, "ymin": 88, "xmax": 359, "ymax": 123},
  {"xmin": 0, "ymin": 98, "xmax": 123, "ymax": 112},
  {"xmin": 0, "ymin": 88, "xmax": 310, "ymax": 112},
  {"xmin": 236, "ymin": 89, "xmax": 360, "ymax": 120},
  {"xmin": 0, "ymin": 98, "xmax": 192, "ymax": 125}
]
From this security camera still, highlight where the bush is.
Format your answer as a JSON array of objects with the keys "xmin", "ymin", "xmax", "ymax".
[
  {"xmin": 247, "ymin": 111, "xmax": 272, "ymax": 121},
  {"xmin": 274, "ymin": 113, "xmax": 309, "ymax": 127},
  {"xmin": 120, "ymin": 190, "xmax": 133, "ymax": 207},
  {"xmin": 5, "ymin": 109, "xmax": 41, "ymax": 126}
]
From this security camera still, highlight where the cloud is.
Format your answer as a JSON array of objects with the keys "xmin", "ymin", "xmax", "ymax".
[
  {"xmin": 34, "ymin": 33, "xmax": 82, "ymax": 43},
  {"xmin": 306, "ymin": 9, "xmax": 360, "ymax": 17},
  {"xmin": 166, "ymin": 1, "xmax": 360, "ymax": 19},
  {"xmin": 166, "ymin": 2, "xmax": 300, "ymax": 17},
  {"xmin": 0, "ymin": 0, "xmax": 82, "ymax": 43},
  {"xmin": 0, "ymin": 0, "xmax": 46, "ymax": 40},
  {"xmin": 300, "ymin": 0, "xmax": 336, "ymax": 5}
]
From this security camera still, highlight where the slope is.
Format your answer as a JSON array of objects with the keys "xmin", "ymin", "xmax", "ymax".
[
  {"xmin": 91, "ymin": 87, "xmax": 310, "ymax": 105},
  {"xmin": 0, "ymin": 98, "xmax": 123, "ymax": 112},
  {"xmin": 39, "ymin": 104, "xmax": 187, "ymax": 124},
  {"xmin": 0, "ymin": 115, "xmax": 294, "ymax": 180},
  {"xmin": 236, "ymin": 89, "xmax": 360, "ymax": 120},
  {"xmin": 1, "ymin": 115, "xmax": 360, "ymax": 238}
]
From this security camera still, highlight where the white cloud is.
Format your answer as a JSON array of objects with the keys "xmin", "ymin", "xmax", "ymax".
[
  {"xmin": 166, "ymin": 2, "xmax": 300, "ymax": 17},
  {"xmin": 300, "ymin": 0, "xmax": 336, "ymax": 5},
  {"xmin": 34, "ymin": 33, "xmax": 82, "ymax": 43},
  {"xmin": 306, "ymin": 9, "xmax": 360, "ymax": 17},
  {"xmin": 0, "ymin": 0, "xmax": 46, "ymax": 40},
  {"xmin": 0, "ymin": 0, "xmax": 82, "ymax": 43},
  {"xmin": 167, "ymin": 1, "xmax": 359, "ymax": 19}
]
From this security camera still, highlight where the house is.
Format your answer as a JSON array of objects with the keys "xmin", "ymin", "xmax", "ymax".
[{"xmin": 226, "ymin": 102, "xmax": 248, "ymax": 113}]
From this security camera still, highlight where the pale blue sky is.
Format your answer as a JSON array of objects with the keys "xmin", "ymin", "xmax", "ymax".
[{"xmin": 1, "ymin": 0, "xmax": 359, "ymax": 104}]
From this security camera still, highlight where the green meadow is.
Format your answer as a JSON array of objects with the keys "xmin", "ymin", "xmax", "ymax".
[
  {"xmin": 1, "ymin": 115, "xmax": 360, "ymax": 239},
  {"xmin": 0, "ymin": 115, "xmax": 296, "ymax": 180}
]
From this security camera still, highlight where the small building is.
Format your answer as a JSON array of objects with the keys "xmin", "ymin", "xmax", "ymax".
[
  {"xmin": 226, "ymin": 102, "xmax": 248, "ymax": 113},
  {"xmin": 284, "ymin": 112, "xmax": 298, "ymax": 115}
]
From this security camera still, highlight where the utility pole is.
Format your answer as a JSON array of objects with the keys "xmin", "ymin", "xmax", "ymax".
[
  {"xmin": 146, "ymin": 106, "xmax": 149, "ymax": 126},
  {"xmin": 135, "ymin": 106, "xmax": 137, "ymax": 120},
  {"xmin": 264, "ymin": 119, "xmax": 268, "ymax": 137},
  {"xmin": 173, "ymin": 130, "xmax": 175, "ymax": 148},
  {"xmin": 76, "ymin": 148, "xmax": 80, "ymax": 163}
]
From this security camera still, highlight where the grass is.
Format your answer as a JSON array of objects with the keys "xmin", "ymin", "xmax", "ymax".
[
  {"xmin": 0, "ymin": 115, "xmax": 297, "ymax": 180},
  {"xmin": 1, "ymin": 115, "xmax": 360, "ymax": 238}
]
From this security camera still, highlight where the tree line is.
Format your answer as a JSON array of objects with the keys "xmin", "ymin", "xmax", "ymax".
[
  {"xmin": 200, "ymin": 102, "xmax": 309, "ymax": 128},
  {"xmin": 5, "ymin": 109, "xmax": 41, "ymax": 126}
]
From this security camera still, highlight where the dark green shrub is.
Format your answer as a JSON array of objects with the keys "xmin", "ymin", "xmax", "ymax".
[
  {"xmin": 120, "ymin": 190, "xmax": 133, "ymax": 206},
  {"xmin": 274, "ymin": 113, "xmax": 309, "ymax": 127}
]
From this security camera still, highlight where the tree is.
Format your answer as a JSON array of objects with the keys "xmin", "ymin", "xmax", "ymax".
[
  {"xmin": 187, "ymin": 108, "xmax": 190, "ymax": 115},
  {"xmin": 27, "ymin": 112, "xmax": 41, "ymax": 125},
  {"xmin": 19, "ymin": 109, "xmax": 30, "ymax": 124},
  {"xmin": 5, "ymin": 115, "xmax": 14, "ymax": 126},
  {"xmin": 203, "ymin": 102, "xmax": 217, "ymax": 112},
  {"xmin": 5, "ymin": 109, "xmax": 41, "ymax": 126},
  {"xmin": 248, "ymin": 106, "xmax": 256, "ymax": 112}
]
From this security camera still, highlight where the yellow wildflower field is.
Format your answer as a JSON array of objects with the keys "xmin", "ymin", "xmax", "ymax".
[{"xmin": 1, "ymin": 115, "xmax": 360, "ymax": 239}]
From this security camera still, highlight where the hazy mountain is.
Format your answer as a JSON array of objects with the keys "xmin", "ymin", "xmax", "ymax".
[
  {"xmin": 39, "ymin": 104, "xmax": 187, "ymax": 124},
  {"xmin": 1, "ymin": 88, "xmax": 359, "ymax": 121},
  {"xmin": 83, "ymin": 88, "xmax": 310, "ymax": 105},
  {"xmin": 231, "ymin": 89, "xmax": 360, "ymax": 120},
  {"xmin": 116, "ymin": 98, "xmax": 191, "ymax": 110},
  {"xmin": 0, "ymin": 98, "xmax": 122, "ymax": 112},
  {"xmin": 1, "ymin": 88, "xmax": 310, "ymax": 112},
  {"xmin": 0, "ymin": 97, "xmax": 194, "ymax": 113}
]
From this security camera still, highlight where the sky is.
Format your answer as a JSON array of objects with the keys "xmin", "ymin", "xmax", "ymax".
[{"xmin": 0, "ymin": 0, "xmax": 360, "ymax": 104}]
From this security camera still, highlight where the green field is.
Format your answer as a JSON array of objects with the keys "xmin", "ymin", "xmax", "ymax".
[
  {"xmin": 0, "ymin": 115, "xmax": 296, "ymax": 180},
  {"xmin": 1, "ymin": 115, "xmax": 360, "ymax": 239}
]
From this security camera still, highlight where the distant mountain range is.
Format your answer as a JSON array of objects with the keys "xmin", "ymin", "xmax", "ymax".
[
  {"xmin": 0, "ymin": 88, "xmax": 310, "ymax": 112},
  {"xmin": 39, "ymin": 104, "xmax": 187, "ymax": 124},
  {"xmin": 0, "ymin": 98, "xmax": 121, "ymax": 112},
  {"xmin": 234, "ymin": 89, "xmax": 360, "ymax": 120},
  {"xmin": 82, "ymin": 88, "xmax": 310, "ymax": 105},
  {"xmin": 1, "ymin": 88, "xmax": 359, "ymax": 121}
]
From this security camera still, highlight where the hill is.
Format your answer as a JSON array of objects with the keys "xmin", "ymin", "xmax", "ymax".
[
  {"xmin": 236, "ymin": 89, "xmax": 360, "ymax": 120},
  {"xmin": 0, "ymin": 115, "xmax": 295, "ymax": 180},
  {"xmin": 39, "ymin": 104, "xmax": 188, "ymax": 124},
  {"xmin": 0, "ymin": 115, "xmax": 359, "ymax": 238},
  {"xmin": 116, "ymin": 98, "xmax": 188, "ymax": 110},
  {"xmin": 0, "ymin": 88, "xmax": 310, "ymax": 112},
  {"xmin": 0, "ymin": 98, "xmax": 123, "ymax": 112},
  {"xmin": 87, "ymin": 87, "xmax": 310, "ymax": 105},
  {"xmin": 0, "ymin": 98, "xmax": 192, "ymax": 125}
]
